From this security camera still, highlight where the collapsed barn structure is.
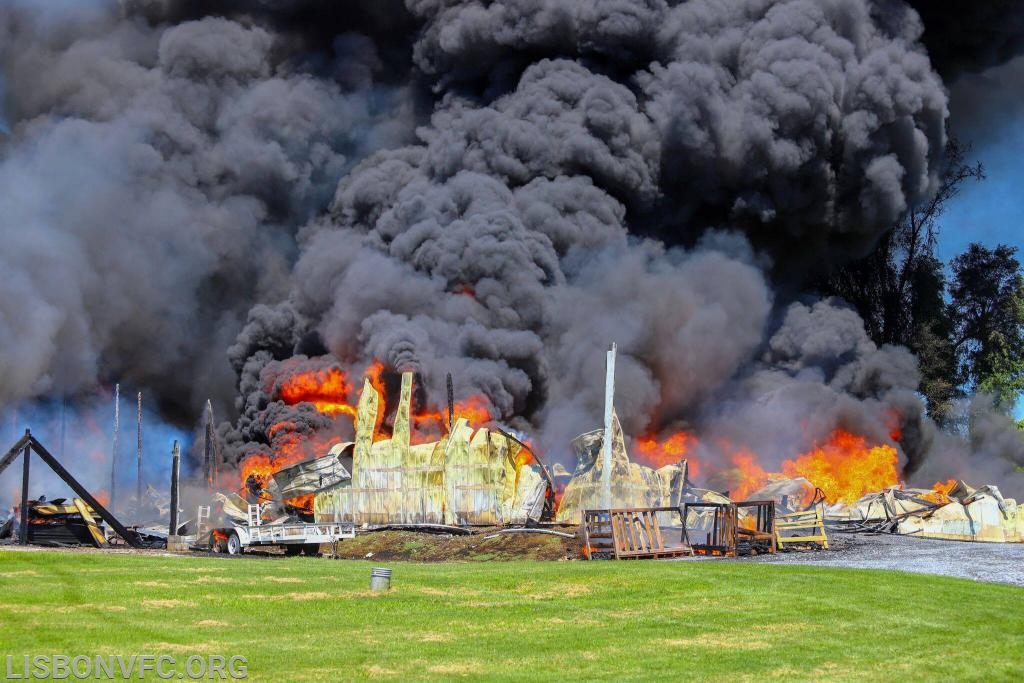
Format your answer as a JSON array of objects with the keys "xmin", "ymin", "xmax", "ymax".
[
  {"xmin": 313, "ymin": 372, "xmax": 550, "ymax": 526},
  {"xmin": 5, "ymin": 364, "xmax": 1022, "ymax": 558},
  {"xmin": 827, "ymin": 482, "xmax": 1023, "ymax": 543},
  {"xmin": 0, "ymin": 431, "xmax": 146, "ymax": 548},
  {"xmin": 214, "ymin": 357, "xmax": 1021, "ymax": 558}
]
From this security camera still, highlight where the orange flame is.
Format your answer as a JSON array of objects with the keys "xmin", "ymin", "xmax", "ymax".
[
  {"xmin": 633, "ymin": 432, "xmax": 699, "ymax": 474},
  {"xmin": 240, "ymin": 360, "xmax": 499, "ymax": 507},
  {"xmin": 781, "ymin": 429, "xmax": 899, "ymax": 503},
  {"xmin": 725, "ymin": 449, "xmax": 769, "ymax": 501},
  {"xmin": 286, "ymin": 493, "xmax": 315, "ymax": 514},
  {"xmin": 412, "ymin": 395, "xmax": 495, "ymax": 443},
  {"xmin": 919, "ymin": 478, "xmax": 957, "ymax": 505},
  {"xmin": 279, "ymin": 366, "xmax": 355, "ymax": 416}
]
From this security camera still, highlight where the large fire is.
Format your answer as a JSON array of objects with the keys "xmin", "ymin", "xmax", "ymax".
[
  {"xmin": 634, "ymin": 432, "xmax": 699, "ymax": 475},
  {"xmin": 725, "ymin": 449, "xmax": 769, "ymax": 501},
  {"xmin": 632, "ymin": 427, "xmax": 900, "ymax": 504},
  {"xmin": 242, "ymin": 358, "xmax": 908, "ymax": 514},
  {"xmin": 782, "ymin": 429, "xmax": 899, "ymax": 503},
  {"xmin": 919, "ymin": 478, "xmax": 958, "ymax": 505},
  {"xmin": 238, "ymin": 362, "xmax": 498, "ymax": 509},
  {"xmin": 279, "ymin": 367, "xmax": 354, "ymax": 416}
]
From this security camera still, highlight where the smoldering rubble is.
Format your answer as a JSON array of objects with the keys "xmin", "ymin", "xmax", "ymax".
[{"xmin": 0, "ymin": 0, "xmax": 1022, "ymax": 510}]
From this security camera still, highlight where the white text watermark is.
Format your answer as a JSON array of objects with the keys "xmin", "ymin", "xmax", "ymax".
[{"xmin": 6, "ymin": 655, "xmax": 247, "ymax": 680}]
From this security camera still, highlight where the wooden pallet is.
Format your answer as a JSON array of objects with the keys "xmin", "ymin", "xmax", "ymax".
[
  {"xmin": 683, "ymin": 500, "xmax": 777, "ymax": 556},
  {"xmin": 582, "ymin": 508, "xmax": 692, "ymax": 559},
  {"xmin": 683, "ymin": 502, "xmax": 737, "ymax": 556},
  {"xmin": 775, "ymin": 504, "xmax": 829, "ymax": 550}
]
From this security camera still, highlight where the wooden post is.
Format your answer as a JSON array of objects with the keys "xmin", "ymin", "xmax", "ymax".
[
  {"xmin": 169, "ymin": 440, "xmax": 180, "ymax": 536},
  {"xmin": 446, "ymin": 373, "xmax": 454, "ymax": 433},
  {"xmin": 601, "ymin": 343, "xmax": 616, "ymax": 510},
  {"xmin": 19, "ymin": 436, "xmax": 30, "ymax": 545},
  {"xmin": 203, "ymin": 400, "xmax": 213, "ymax": 489}
]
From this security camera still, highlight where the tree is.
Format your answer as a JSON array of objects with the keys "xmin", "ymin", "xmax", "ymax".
[
  {"xmin": 948, "ymin": 243, "xmax": 1024, "ymax": 413},
  {"xmin": 823, "ymin": 137, "xmax": 984, "ymax": 422}
]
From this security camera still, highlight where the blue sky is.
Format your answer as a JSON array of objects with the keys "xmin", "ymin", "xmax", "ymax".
[
  {"xmin": 940, "ymin": 57, "xmax": 1024, "ymax": 418},
  {"xmin": 937, "ymin": 120, "xmax": 1024, "ymax": 264}
]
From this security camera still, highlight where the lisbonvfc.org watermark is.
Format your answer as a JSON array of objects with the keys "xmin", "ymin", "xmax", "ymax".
[{"xmin": 6, "ymin": 655, "xmax": 247, "ymax": 679}]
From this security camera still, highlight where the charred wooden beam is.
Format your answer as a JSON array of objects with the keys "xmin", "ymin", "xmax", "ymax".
[
  {"xmin": 0, "ymin": 432, "xmax": 32, "ymax": 478},
  {"xmin": 19, "ymin": 439, "xmax": 30, "ymax": 545},
  {"xmin": 110, "ymin": 383, "xmax": 120, "ymax": 511},
  {"xmin": 169, "ymin": 440, "xmax": 181, "ymax": 536},
  {"xmin": 203, "ymin": 400, "xmax": 214, "ymax": 489}
]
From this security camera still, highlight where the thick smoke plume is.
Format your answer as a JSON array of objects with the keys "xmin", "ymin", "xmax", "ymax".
[
  {"xmin": 230, "ymin": 0, "xmax": 954, "ymax": 479},
  {"xmin": 0, "ymin": 0, "xmax": 415, "ymax": 418},
  {"xmin": 2, "ymin": 1, "xmax": 1022, "ymax": 495}
]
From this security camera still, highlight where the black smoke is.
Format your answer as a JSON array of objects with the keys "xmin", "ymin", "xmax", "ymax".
[{"xmin": 2, "ymin": 1, "xmax": 1021, "ymax": 493}]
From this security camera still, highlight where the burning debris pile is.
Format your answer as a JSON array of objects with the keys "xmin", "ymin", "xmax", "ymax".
[
  {"xmin": 7, "ymin": 498, "xmax": 107, "ymax": 547},
  {"xmin": 214, "ymin": 359, "xmax": 1022, "ymax": 549},
  {"xmin": 314, "ymin": 372, "xmax": 547, "ymax": 526},
  {"xmin": 828, "ymin": 480, "xmax": 1023, "ymax": 543},
  {"xmin": 3, "ymin": 1, "xmax": 1024, "ymax": 554}
]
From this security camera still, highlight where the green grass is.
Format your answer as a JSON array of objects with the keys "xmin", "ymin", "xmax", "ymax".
[{"xmin": 1, "ymin": 551, "xmax": 1022, "ymax": 682}]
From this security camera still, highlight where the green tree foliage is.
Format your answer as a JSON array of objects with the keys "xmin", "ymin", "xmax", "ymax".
[
  {"xmin": 824, "ymin": 138, "xmax": 983, "ymax": 423},
  {"xmin": 948, "ymin": 244, "xmax": 1024, "ymax": 413}
]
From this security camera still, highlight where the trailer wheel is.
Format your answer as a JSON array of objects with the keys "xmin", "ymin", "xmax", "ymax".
[
  {"xmin": 226, "ymin": 532, "xmax": 243, "ymax": 556},
  {"xmin": 301, "ymin": 543, "xmax": 321, "ymax": 557},
  {"xmin": 283, "ymin": 544, "xmax": 303, "ymax": 556}
]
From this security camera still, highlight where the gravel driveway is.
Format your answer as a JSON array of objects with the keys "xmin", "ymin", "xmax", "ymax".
[{"xmin": 710, "ymin": 533, "xmax": 1024, "ymax": 587}]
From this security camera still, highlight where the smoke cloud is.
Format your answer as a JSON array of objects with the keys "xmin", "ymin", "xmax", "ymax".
[
  {"xmin": 0, "ymin": 1, "xmax": 415, "ymax": 419},
  {"xmin": 2, "ymin": 1, "xmax": 1021, "ymax": 494}
]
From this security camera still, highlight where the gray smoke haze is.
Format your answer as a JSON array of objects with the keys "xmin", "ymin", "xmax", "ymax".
[
  {"xmin": 3, "ymin": 1, "xmax": 1022, "ymax": 495},
  {"xmin": 0, "ymin": 1, "xmax": 416, "ymax": 419}
]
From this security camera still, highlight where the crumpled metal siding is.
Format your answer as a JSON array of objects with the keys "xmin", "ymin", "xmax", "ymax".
[
  {"xmin": 315, "ymin": 372, "xmax": 545, "ymax": 526},
  {"xmin": 554, "ymin": 412, "xmax": 683, "ymax": 524}
]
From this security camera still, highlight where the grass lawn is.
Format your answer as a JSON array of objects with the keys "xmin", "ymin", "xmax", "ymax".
[{"xmin": 1, "ymin": 550, "xmax": 1022, "ymax": 681}]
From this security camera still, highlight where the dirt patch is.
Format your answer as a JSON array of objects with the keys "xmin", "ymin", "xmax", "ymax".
[
  {"xmin": 426, "ymin": 661, "xmax": 483, "ymax": 675},
  {"xmin": 330, "ymin": 528, "xmax": 581, "ymax": 562},
  {"xmin": 363, "ymin": 665, "xmax": 399, "ymax": 676},
  {"xmin": 517, "ymin": 582, "xmax": 591, "ymax": 599},
  {"xmin": 0, "ymin": 570, "xmax": 40, "ymax": 578},
  {"xmin": 195, "ymin": 619, "xmax": 228, "ymax": 627},
  {"xmin": 143, "ymin": 641, "xmax": 226, "ymax": 654},
  {"xmin": 141, "ymin": 599, "xmax": 193, "ymax": 609},
  {"xmin": 262, "ymin": 576, "xmax": 305, "ymax": 584},
  {"xmin": 194, "ymin": 576, "xmax": 237, "ymax": 585},
  {"xmin": 286, "ymin": 591, "xmax": 332, "ymax": 601},
  {"xmin": 661, "ymin": 634, "xmax": 771, "ymax": 650}
]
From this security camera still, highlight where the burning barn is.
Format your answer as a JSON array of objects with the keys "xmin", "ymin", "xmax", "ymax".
[
  {"xmin": 201, "ymin": 351, "xmax": 1024, "ymax": 551},
  {"xmin": 3, "ymin": 2, "xmax": 1024, "ymax": 562},
  {"xmin": 313, "ymin": 372, "xmax": 549, "ymax": 526}
]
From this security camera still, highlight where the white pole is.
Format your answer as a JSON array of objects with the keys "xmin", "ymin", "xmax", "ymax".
[{"xmin": 601, "ymin": 343, "xmax": 616, "ymax": 510}]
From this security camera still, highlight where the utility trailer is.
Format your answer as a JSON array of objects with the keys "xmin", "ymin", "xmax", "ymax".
[{"xmin": 197, "ymin": 504, "xmax": 355, "ymax": 556}]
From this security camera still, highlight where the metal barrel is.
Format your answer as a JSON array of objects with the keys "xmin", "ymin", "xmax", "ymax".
[{"xmin": 369, "ymin": 567, "xmax": 392, "ymax": 591}]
